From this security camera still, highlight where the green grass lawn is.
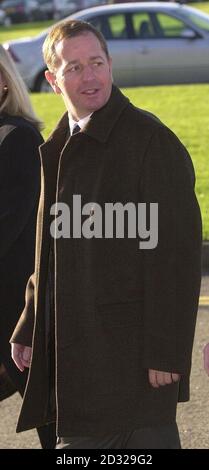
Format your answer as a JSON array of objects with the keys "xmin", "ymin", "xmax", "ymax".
[
  {"xmin": 125, "ymin": 85, "xmax": 209, "ymax": 240},
  {"xmin": 0, "ymin": 20, "xmax": 53, "ymax": 43},
  {"xmin": 31, "ymin": 84, "xmax": 209, "ymax": 240}
]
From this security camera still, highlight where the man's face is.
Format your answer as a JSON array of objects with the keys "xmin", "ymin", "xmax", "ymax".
[{"xmin": 46, "ymin": 32, "xmax": 113, "ymax": 120}]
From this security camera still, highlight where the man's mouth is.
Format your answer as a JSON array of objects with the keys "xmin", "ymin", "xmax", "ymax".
[{"xmin": 81, "ymin": 89, "xmax": 99, "ymax": 95}]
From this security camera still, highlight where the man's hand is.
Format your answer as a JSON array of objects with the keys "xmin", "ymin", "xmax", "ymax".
[
  {"xmin": 203, "ymin": 343, "xmax": 209, "ymax": 375},
  {"xmin": 11, "ymin": 343, "xmax": 32, "ymax": 372},
  {"xmin": 148, "ymin": 369, "xmax": 180, "ymax": 388}
]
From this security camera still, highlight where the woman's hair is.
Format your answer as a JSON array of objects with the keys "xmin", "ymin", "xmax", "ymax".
[{"xmin": 0, "ymin": 45, "xmax": 43, "ymax": 131}]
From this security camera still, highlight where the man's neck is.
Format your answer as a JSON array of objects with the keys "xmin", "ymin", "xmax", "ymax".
[{"xmin": 68, "ymin": 112, "xmax": 92, "ymax": 135}]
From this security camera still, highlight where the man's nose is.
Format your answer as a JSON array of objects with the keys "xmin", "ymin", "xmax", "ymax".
[{"xmin": 82, "ymin": 64, "xmax": 95, "ymax": 81}]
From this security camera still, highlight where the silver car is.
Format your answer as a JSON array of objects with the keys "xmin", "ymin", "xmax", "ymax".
[{"xmin": 3, "ymin": 2, "xmax": 209, "ymax": 91}]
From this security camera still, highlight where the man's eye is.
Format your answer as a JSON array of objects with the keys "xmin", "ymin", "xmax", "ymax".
[
  {"xmin": 93, "ymin": 61, "xmax": 103, "ymax": 67},
  {"xmin": 68, "ymin": 65, "xmax": 80, "ymax": 73}
]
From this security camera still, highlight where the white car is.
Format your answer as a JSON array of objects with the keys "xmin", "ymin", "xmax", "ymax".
[{"xmin": 3, "ymin": 2, "xmax": 209, "ymax": 91}]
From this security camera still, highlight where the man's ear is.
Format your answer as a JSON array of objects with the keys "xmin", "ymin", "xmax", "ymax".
[{"xmin": 45, "ymin": 70, "xmax": 62, "ymax": 95}]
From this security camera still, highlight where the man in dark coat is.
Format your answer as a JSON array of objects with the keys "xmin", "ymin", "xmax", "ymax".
[{"xmin": 11, "ymin": 20, "xmax": 202, "ymax": 449}]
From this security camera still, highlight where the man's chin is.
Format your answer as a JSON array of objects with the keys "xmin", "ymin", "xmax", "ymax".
[{"xmin": 86, "ymin": 96, "xmax": 109, "ymax": 112}]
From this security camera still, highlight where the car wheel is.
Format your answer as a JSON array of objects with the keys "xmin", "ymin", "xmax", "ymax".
[{"xmin": 35, "ymin": 72, "xmax": 52, "ymax": 92}]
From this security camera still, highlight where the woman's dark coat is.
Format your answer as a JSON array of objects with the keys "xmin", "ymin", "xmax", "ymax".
[
  {"xmin": 11, "ymin": 86, "xmax": 202, "ymax": 437},
  {"xmin": 0, "ymin": 114, "xmax": 56, "ymax": 447},
  {"xmin": 0, "ymin": 114, "xmax": 41, "ymax": 384}
]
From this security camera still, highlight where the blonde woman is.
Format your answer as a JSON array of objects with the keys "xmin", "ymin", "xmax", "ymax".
[{"xmin": 0, "ymin": 45, "xmax": 56, "ymax": 448}]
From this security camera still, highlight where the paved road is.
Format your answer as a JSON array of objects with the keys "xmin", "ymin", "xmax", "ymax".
[{"xmin": 0, "ymin": 277, "xmax": 208, "ymax": 449}]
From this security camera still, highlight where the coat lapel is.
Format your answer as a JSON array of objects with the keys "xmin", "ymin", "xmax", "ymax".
[
  {"xmin": 39, "ymin": 85, "xmax": 130, "ymax": 207},
  {"xmin": 83, "ymin": 85, "xmax": 130, "ymax": 143},
  {"xmin": 39, "ymin": 114, "xmax": 69, "ymax": 202}
]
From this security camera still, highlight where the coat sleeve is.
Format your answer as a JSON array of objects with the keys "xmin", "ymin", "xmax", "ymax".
[
  {"xmin": 10, "ymin": 274, "xmax": 35, "ymax": 347},
  {"xmin": 140, "ymin": 125, "xmax": 202, "ymax": 376},
  {"xmin": 0, "ymin": 125, "xmax": 42, "ymax": 346},
  {"xmin": 0, "ymin": 125, "xmax": 41, "ymax": 259}
]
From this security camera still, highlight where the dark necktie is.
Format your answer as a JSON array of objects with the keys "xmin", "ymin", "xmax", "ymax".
[{"xmin": 72, "ymin": 124, "xmax": 80, "ymax": 135}]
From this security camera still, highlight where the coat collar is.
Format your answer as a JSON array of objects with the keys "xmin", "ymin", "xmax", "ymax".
[
  {"xmin": 39, "ymin": 85, "xmax": 130, "ymax": 189},
  {"xmin": 83, "ymin": 84, "xmax": 129, "ymax": 143},
  {"xmin": 40, "ymin": 85, "xmax": 129, "ymax": 160}
]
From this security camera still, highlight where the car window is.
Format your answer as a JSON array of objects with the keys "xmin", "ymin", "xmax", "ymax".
[
  {"xmin": 108, "ymin": 14, "xmax": 127, "ymax": 38},
  {"xmin": 155, "ymin": 13, "xmax": 189, "ymax": 38},
  {"xmin": 90, "ymin": 13, "xmax": 127, "ymax": 40},
  {"xmin": 132, "ymin": 12, "xmax": 155, "ymax": 38}
]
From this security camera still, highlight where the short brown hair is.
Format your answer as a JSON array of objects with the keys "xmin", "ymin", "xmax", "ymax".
[{"xmin": 43, "ymin": 19, "xmax": 110, "ymax": 72}]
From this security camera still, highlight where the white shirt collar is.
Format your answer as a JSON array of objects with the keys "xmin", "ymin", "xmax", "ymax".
[{"xmin": 68, "ymin": 113, "xmax": 92, "ymax": 135}]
